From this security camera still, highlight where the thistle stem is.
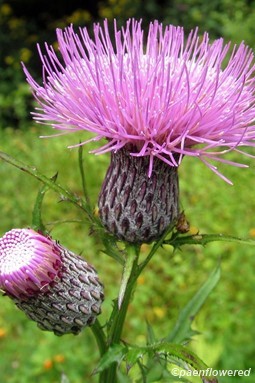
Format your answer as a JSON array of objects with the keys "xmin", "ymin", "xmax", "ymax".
[
  {"xmin": 78, "ymin": 145, "xmax": 92, "ymax": 208},
  {"xmin": 96, "ymin": 225, "xmax": 175, "ymax": 382},
  {"xmin": 138, "ymin": 221, "xmax": 176, "ymax": 274},
  {"xmin": 90, "ymin": 319, "xmax": 108, "ymax": 383},
  {"xmin": 91, "ymin": 319, "xmax": 107, "ymax": 356},
  {"xmin": 104, "ymin": 244, "xmax": 140, "ymax": 383}
]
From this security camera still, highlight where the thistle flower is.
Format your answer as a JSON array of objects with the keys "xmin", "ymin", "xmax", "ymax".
[
  {"xmin": 0, "ymin": 228, "xmax": 104, "ymax": 335},
  {"xmin": 23, "ymin": 19, "xmax": 255, "ymax": 243}
]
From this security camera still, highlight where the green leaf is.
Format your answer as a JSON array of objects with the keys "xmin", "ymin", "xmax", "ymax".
[
  {"xmin": 145, "ymin": 362, "xmax": 172, "ymax": 383},
  {"xmin": 166, "ymin": 265, "xmax": 221, "ymax": 343},
  {"xmin": 119, "ymin": 342, "xmax": 218, "ymax": 383},
  {"xmin": 95, "ymin": 342, "xmax": 218, "ymax": 382},
  {"xmin": 125, "ymin": 346, "xmax": 145, "ymax": 370},
  {"xmin": 146, "ymin": 321, "xmax": 156, "ymax": 345},
  {"xmin": 166, "ymin": 232, "xmax": 255, "ymax": 248},
  {"xmin": 94, "ymin": 344, "xmax": 127, "ymax": 374},
  {"xmin": 31, "ymin": 184, "xmax": 48, "ymax": 233},
  {"xmin": 78, "ymin": 144, "xmax": 91, "ymax": 209},
  {"xmin": 31, "ymin": 173, "xmax": 58, "ymax": 233},
  {"xmin": 151, "ymin": 342, "xmax": 218, "ymax": 383},
  {"xmin": 152, "ymin": 342, "xmax": 207, "ymax": 368}
]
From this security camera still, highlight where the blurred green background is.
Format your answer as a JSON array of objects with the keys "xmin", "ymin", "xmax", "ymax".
[{"xmin": 0, "ymin": 0, "xmax": 255, "ymax": 382}]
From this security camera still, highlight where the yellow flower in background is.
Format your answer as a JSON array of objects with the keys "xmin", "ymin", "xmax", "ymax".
[
  {"xmin": 54, "ymin": 354, "xmax": 65, "ymax": 363},
  {"xmin": 1, "ymin": 3, "xmax": 12, "ymax": 16},
  {"xmin": 67, "ymin": 9, "xmax": 91, "ymax": 24},
  {"xmin": 137, "ymin": 276, "xmax": 145, "ymax": 285},
  {"xmin": 249, "ymin": 228, "xmax": 255, "ymax": 237},
  {"xmin": 153, "ymin": 306, "xmax": 166, "ymax": 319},
  {"xmin": 0, "ymin": 328, "xmax": 7, "ymax": 338},
  {"xmin": 4, "ymin": 55, "xmax": 14, "ymax": 65},
  {"xmin": 8, "ymin": 17, "xmax": 24, "ymax": 30},
  {"xmin": 20, "ymin": 48, "xmax": 31, "ymax": 63}
]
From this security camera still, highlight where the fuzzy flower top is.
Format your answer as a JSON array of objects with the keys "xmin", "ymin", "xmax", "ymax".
[
  {"xmin": 0, "ymin": 228, "xmax": 62, "ymax": 299},
  {"xmin": 23, "ymin": 19, "xmax": 255, "ymax": 181}
]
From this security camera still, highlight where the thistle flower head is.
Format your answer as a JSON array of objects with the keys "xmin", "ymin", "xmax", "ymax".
[
  {"xmin": 23, "ymin": 19, "xmax": 255, "ymax": 181},
  {"xmin": 0, "ymin": 228, "xmax": 61, "ymax": 299},
  {"xmin": 0, "ymin": 229, "xmax": 104, "ymax": 335}
]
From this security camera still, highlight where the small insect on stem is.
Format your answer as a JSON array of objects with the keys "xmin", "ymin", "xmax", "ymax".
[{"xmin": 176, "ymin": 211, "xmax": 190, "ymax": 234}]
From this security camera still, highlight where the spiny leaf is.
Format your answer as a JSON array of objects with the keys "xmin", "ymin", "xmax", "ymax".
[
  {"xmin": 126, "ymin": 347, "xmax": 145, "ymax": 370},
  {"xmin": 166, "ymin": 232, "xmax": 255, "ymax": 248},
  {"xmin": 166, "ymin": 265, "xmax": 221, "ymax": 344},
  {"xmin": 78, "ymin": 144, "xmax": 91, "ymax": 209},
  {"xmin": 32, "ymin": 173, "xmax": 58, "ymax": 233},
  {"xmin": 109, "ymin": 342, "xmax": 218, "ymax": 383},
  {"xmin": 152, "ymin": 342, "xmax": 218, "ymax": 383},
  {"xmin": 94, "ymin": 344, "xmax": 127, "ymax": 374},
  {"xmin": 32, "ymin": 184, "xmax": 48, "ymax": 233},
  {"xmin": 146, "ymin": 321, "xmax": 156, "ymax": 345}
]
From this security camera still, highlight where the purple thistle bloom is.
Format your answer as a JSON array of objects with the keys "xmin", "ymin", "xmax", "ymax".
[
  {"xmin": 23, "ymin": 19, "xmax": 255, "ymax": 243},
  {"xmin": 0, "ymin": 228, "xmax": 104, "ymax": 335},
  {"xmin": 23, "ymin": 19, "xmax": 255, "ymax": 178}
]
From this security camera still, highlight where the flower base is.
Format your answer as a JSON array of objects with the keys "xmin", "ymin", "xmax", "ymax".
[{"xmin": 98, "ymin": 147, "xmax": 179, "ymax": 243}]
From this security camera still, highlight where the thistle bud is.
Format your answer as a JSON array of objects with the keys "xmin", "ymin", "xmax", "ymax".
[{"xmin": 0, "ymin": 229, "xmax": 104, "ymax": 336}]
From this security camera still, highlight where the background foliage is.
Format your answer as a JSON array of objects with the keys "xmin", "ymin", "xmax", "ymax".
[{"xmin": 1, "ymin": 0, "xmax": 255, "ymax": 382}]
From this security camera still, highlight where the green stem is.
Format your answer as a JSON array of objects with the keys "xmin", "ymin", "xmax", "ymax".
[
  {"xmin": 90, "ymin": 319, "xmax": 108, "ymax": 383},
  {"xmin": 103, "ymin": 245, "xmax": 140, "ymax": 383},
  {"xmin": 0, "ymin": 150, "xmax": 95, "ymax": 223},
  {"xmin": 95, "ymin": 226, "xmax": 176, "ymax": 382},
  {"xmin": 78, "ymin": 145, "xmax": 92, "ymax": 208},
  {"xmin": 103, "ymin": 284, "xmax": 134, "ymax": 383},
  {"xmin": 138, "ymin": 222, "xmax": 176, "ymax": 274},
  {"xmin": 91, "ymin": 319, "xmax": 107, "ymax": 356}
]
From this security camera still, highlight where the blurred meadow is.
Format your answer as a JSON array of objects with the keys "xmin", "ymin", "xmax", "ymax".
[{"xmin": 1, "ymin": 1, "xmax": 255, "ymax": 382}]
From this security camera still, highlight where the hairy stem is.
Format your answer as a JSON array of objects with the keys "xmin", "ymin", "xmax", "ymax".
[
  {"xmin": 103, "ymin": 245, "xmax": 140, "ymax": 383},
  {"xmin": 90, "ymin": 319, "xmax": 108, "ymax": 383},
  {"xmin": 0, "ymin": 150, "xmax": 95, "ymax": 222}
]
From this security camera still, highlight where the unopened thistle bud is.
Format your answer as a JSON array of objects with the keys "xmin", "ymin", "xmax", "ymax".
[{"xmin": 0, "ymin": 229, "xmax": 104, "ymax": 336}]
